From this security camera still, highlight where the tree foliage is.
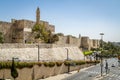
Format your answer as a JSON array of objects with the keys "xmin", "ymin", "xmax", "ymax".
[
  {"xmin": 101, "ymin": 42, "xmax": 120, "ymax": 57},
  {"xmin": 32, "ymin": 24, "xmax": 59, "ymax": 43},
  {"xmin": 11, "ymin": 58, "xmax": 18, "ymax": 80},
  {"xmin": 0, "ymin": 32, "xmax": 3, "ymax": 43}
]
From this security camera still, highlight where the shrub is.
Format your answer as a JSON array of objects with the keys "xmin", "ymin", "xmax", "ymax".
[
  {"xmin": 64, "ymin": 61, "xmax": 72, "ymax": 66},
  {"xmin": 94, "ymin": 60, "xmax": 100, "ymax": 63},
  {"xmin": 0, "ymin": 62, "xmax": 11, "ymax": 69},
  {"xmin": 56, "ymin": 61, "xmax": 63, "ymax": 67},
  {"xmin": 49, "ymin": 62, "xmax": 55, "ymax": 67},
  {"xmin": 43, "ymin": 62, "xmax": 55, "ymax": 67},
  {"xmin": 86, "ymin": 60, "xmax": 100, "ymax": 64},
  {"xmin": 74, "ymin": 60, "xmax": 86, "ymax": 65},
  {"xmin": 0, "ymin": 32, "xmax": 4, "ymax": 43},
  {"xmin": 43, "ymin": 62, "xmax": 49, "ymax": 67},
  {"xmin": 16, "ymin": 62, "xmax": 34, "ymax": 69},
  {"xmin": 35, "ymin": 62, "xmax": 42, "ymax": 67}
]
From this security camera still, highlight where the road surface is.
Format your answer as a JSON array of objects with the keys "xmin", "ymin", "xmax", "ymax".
[{"xmin": 63, "ymin": 58, "xmax": 119, "ymax": 80}]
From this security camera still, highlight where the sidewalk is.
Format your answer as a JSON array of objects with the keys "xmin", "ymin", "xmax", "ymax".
[
  {"xmin": 40, "ymin": 66, "xmax": 95, "ymax": 80},
  {"xmin": 93, "ymin": 73, "xmax": 108, "ymax": 80}
]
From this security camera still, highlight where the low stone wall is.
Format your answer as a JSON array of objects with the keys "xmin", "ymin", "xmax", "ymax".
[{"xmin": 0, "ymin": 64, "xmax": 93, "ymax": 80}]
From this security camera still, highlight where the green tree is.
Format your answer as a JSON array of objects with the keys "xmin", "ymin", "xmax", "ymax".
[
  {"xmin": 32, "ymin": 24, "xmax": 59, "ymax": 43},
  {"xmin": 101, "ymin": 41, "xmax": 120, "ymax": 57},
  {"xmin": 0, "ymin": 32, "xmax": 3, "ymax": 43},
  {"xmin": 11, "ymin": 58, "xmax": 18, "ymax": 80}
]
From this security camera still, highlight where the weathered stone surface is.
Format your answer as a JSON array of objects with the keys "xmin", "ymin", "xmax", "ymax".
[
  {"xmin": 0, "ymin": 44, "xmax": 84, "ymax": 61},
  {"xmin": 0, "ymin": 7, "xmax": 100, "ymax": 51},
  {"xmin": 0, "ymin": 64, "xmax": 93, "ymax": 80}
]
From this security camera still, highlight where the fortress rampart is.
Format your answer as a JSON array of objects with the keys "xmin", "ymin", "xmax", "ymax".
[
  {"xmin": 0, "ymin": 7, "xmax": 100, "ymax": 62},
  {"xmin": 0, "ymin": 43, "xmax": 84, "ymax": 61}
]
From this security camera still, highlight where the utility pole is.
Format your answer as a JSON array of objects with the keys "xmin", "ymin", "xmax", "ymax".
[{"xmin": 100, "ymin": 33, "xmax": 104, "ymax": 76}]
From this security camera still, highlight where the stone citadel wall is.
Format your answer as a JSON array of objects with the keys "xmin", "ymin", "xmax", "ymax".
[
  {"xmin": 0, "ymin": 19, "xmax": 55, "ymax": 43},
  {"xmin": 0, "ymin": 21, "xmax": 12, "ymax": 43},
  {"xmin": 0, "ymin": 7, "xmax": 99, "ymax": 52},
  {"xmin": 56, "ymin": 36, "xmax": 99, "ymax": 50},
  {"xmin": 0, "ymin": 43, "xmax": 84, "ymax": 61},
  {"xmin": 56, "ymin": 35, "xmax": 81, "ymax": 47}
]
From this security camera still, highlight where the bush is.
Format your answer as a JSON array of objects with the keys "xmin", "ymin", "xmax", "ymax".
[
  {"xmin": 56, "ymin": 61, "xmax": 63, "ymax": 67},
  {"xmin": 0, "ymin": 62, "xmax": 35, "ymax": 69},
  {"xmin": 86, "ymin": 60, "xmax": 100, "ymax": 64},
  {"xmin": 35, "ymin": 62, "xmax": 42, "ymax": 67},
  {"xmin": 49, "ymin": 62, "xmax": 55, "ymax": 67},
  {"xmin": 43, "ymin": 62, "xmax": 49, "ymax": 67},
  {"xmin": 94, "ymin": 60, "xmax": 100, "ymax": 63},
  {"xmin": 0, "ymin": 32, "xmax": 4, "ymax": 43},
  {"xmin": 64, "ymin": 61, "xmax": 72, "ymax": 66},
  {"xmin": 43, "ymin": 62, "xmax": 55, "ymax": 67},
  {"xmin": 74, "ymin": 60, "xmax": 86, "ymax": 65},
  {"xmin": 16, "ymin": 62, "xmax": 34, "ymax": 69},
  {"xmin": 0, "ymin": 62, "xmax": 11, "ymax": 69}
]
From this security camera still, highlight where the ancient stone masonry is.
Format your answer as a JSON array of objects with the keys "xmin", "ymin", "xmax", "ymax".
[
  {"xmin": 0, "ymin": 7, "xmax": 55, "ymax": 43},
  {"xmin": 0, "ymin": 21, "xmax": 12, "ymax": 43},
  {"xmin": 36, "ymin": 7, "xmax": 40, "ymax": 24},
  {"xmin": 80, "ymin": 37, "xmax": 100, "ymax": 51},
  {"xmin": 0, "ymin": 43, "xmax": 84, "ymax": 61},
  {"xmin": 0, "ymin": 7, "xmax": 99, "ymax": 51}
]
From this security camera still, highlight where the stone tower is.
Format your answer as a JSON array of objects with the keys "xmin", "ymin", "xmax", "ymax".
[
  {"xmin": 79, "ymin": 34, "xmax": 81, "ymax": 38},
  {"xmin": 36, "ymin": 7, "xmax": 40, "ymax": 24}
]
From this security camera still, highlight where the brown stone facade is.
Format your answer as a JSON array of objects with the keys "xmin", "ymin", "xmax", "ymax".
[
  {"xmin": 0, "ymin": 7, "xmax": 99, "ymax": 51},
  {"xmin": 0, "ymin": 21, "xmax": 12, "ymax": 43},
  {"xmin": 0, "ymin": 8, "xmax": 55, "ymax": 43}
]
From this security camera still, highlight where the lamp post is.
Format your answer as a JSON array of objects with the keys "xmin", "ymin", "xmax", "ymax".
[
  {"xmin": 65, "ymin": 48, "xmax": 70, "ymax": 73},
  {"xmin": 66, "ymin": 48, "xmax": 69, "ymax": 60},
  {"xmin": 100, "ymin": 33, "xmax": 104, "ymax": 76},
  {"xmin": 37, "ymin": 44, "xmax": 40, "ymax": 62}
]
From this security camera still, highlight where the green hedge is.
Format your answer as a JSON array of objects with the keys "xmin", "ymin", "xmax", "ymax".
[
  {"xmin": 43, "ymin": 62, "xmax": 55, "ymax": 67},
  {"xmin": 86, "ymin": 60, "xmax": 100, "ymax": 64},
  {"xmin": 56, "ymin": 61, "xmax": 63, "ymax": 67},
  {"xmin": 16, "ymin": 62, "xmax": 34, "ymax": 69},
  {"xmin": 0, "ymin": 62, "xmax": 11, "ymax": 69},
  {"xmin": 0, "ymin": 60, "xmax": 100, "ymax": 69},
  {"xmin": 64, "ymin": 61, "xmax": 72, "ymax": 66},
  {"xmin": 74, "ymin": 60, "xmax": 86, "ymax": 65}
]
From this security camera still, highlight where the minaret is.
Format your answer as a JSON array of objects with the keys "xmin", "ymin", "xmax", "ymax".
[
  {"xmin": 36, "ymin": 7, "xmax": 40, "ymax": 24},
  {"xmin": 79, "ymin": 34, "xmax": 81, "ymax": 38}
]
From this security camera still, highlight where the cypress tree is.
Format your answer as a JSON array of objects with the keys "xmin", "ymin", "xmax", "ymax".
[{"xmin": 11, "ymin": 58, "xmax": 18, "ymax": 80}]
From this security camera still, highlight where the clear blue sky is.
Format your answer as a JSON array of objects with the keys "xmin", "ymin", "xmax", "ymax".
[{"xmin": 0, "ymin": 0, "xmax": 120, "ymax": 42}]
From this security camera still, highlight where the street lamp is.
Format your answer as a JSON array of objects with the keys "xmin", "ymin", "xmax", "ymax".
[
  {"xmin": 37, "ymin": 44, "xmax": 40, "ymax": 62},
  {"xmin": 65, "ymin": 48, "xmax": 70, "ymax": 73},
  {"xmin": 65, "ymin": 48, "xmax": 69, "ymax": 60},
  {"xmin": 100, "ymin": 33, "xmax": 104, "ymax": 76}
]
